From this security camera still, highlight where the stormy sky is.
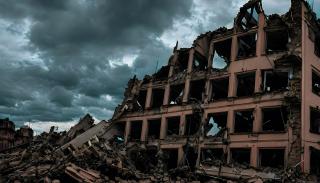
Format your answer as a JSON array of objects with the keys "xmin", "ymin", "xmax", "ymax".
[{"xmin": 0, "ymin": 0, "xmax": 318, "ymax": 132}]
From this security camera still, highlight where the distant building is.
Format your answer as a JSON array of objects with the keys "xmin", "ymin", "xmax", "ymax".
[
  {"xmin": 0, "ymin": 118, "xmax": 15, "ymax": 151},
  {"xmin": 15, "ymin": 126, "xmax": 33, "ymax": 146}
]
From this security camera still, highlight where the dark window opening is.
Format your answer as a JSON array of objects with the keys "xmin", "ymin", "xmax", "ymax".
[
  {"xmin": 167, "ymin": 117, "xmax": 180, "ymax": 136},
  {"xmin": 185, "ymin": 114, "xmax": 201, "ymax": 136},
  {"xmin": 211, "ymin": 78, "xmax": 229, "ymax": 100},
  {"xmin": 236, "ymin": 2, "xmax": 261, "ymax": 31},
  {"xmin": 315, "ymin": 34, "xmax": 320, "ymax": 58},
  {"xmin": 129, "ymin": 120, "xmax": 142, "ymax": 141},
  {"xmin": 110, "ymin": 121, "xmax": 126, "ymax": 144},
  {"xmin": 310, "ymin": 147, "xmax": 320, "ymax": 176},
  {"xmin": 193, "ymin": 52, "xmax": 207, "ymax": 71},
  {"xmin": 212, "ymin": 39, "xmax": 232, "ymax": 70},
  {"xmin": 263, "ymin": 70, "xmax": 289, "ymax": 92},
  {"xmin": 206, "ymin": 112, "xmax": 227, "ymax": 137},
  {"xmin": 312, "ymin": 71, "xmax": 320, "ymax": 96},
  {"xmin": 259, "ymin": 149, "xmax": 285, "ymax": 168},
  {"xmin": 266, "ymin": 29, "xmax": 288, "ymax": 54},
  {"xmin": 310, "ymin": 107, "xmax": 320, "ymax": 134},
  {"xmin": 146, "ymin": 146, "xmax": 159, "ymax": 169},
  {"xmin": 184, "ymin": 146, "xmax": 198, "ymax": 171},
  {"xmin": 169, "ymin": 84, "xmax": 184, "ymax": 105},
  {"xmin": 153, "ymin": 66, "xmax": 169, "ymax": 81},
  {"xmin": 189, "ymin": 79, "xmax": 206, "ymax": 102},
  {"xmin": 147, "ymin": 119, "xmax": 161, "ymax": 140},
  {"xmin": 151, "ymin": 88, "xmax": 164, "ymax": 108},
  {"xmin": 237, "ymin": 72, "xmax": 255, "ymax": 97},
  {"xmin": 234, "ymin": 110, "xmax": 254, "ymax": 133},
  {"xmin": 137, "ymin": 90, "xmax": 147, "ymax": 110},
  {"xmin": 201, "ymin": 148, "xmax": 225, "ymax": 165},
  {"xmin": 176, "ymin": 50, "xmax": 189, "ymax": 73},
  {"xmin": 262, "ymin": 107, "xmax": 287, "ymax": 132},
  {"xmin": 163, "ymin": 149, "xmax": 178, "ymax": 170},
  {"xmin": 237, "ymin": 33, "xmax": 257, "ymax": 59},
  {"xmin": 231, "ymin": 148, "xmax": 251, "ymax": 166}
]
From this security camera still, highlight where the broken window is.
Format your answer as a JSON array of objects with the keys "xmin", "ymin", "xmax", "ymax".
[
  {"xmin": 193, "ymin": 51, "xmax": 207, "ymax": 71},
  {"xmin": 162, "ymin": 149, "xmax": 178, "ymax": 170},
  {"xmin": 212, "ymin": 39, "xmax": 232, "ymax": 69},
  {"xmin": 184, "ymin": 146, "xmax": 198, "ymax": 171},
  {"xmin": 237, "ymin": 33, "xmax": 257, "ymax": 59},
  {"xmin": 153, "ymin": 66, "xmax": 169, "ymax": 81},
  {"xmin": 147, "ymin": 119, "xmax": 161, "ymax": 140},
  {"xmin": 137, "ymin": 90, "xmax": 147, "ymax": 109},
  {"xmin": 312, "ymin": 70, "xmax": 320, "ymax": 96},
  {"xmin": 231, "ymin": 148, "xmax": 251, "ymax": 166},
  {"xmin": 266, "ymin": 29, "xmax": 289, "ymax": 53},
  {"xmin": 315, "ymin": 33, "xmax": 320, "ymax": 58},
  {"xmin": 169, "ymin": 84, "xmax": 184, "ymax": 105},
  {"xmin": 310, "ymin": 107, "xmax": 320, "ymax": 134},
  {"xmin": 175, "ymin": 50, "xmax": 189, "ymax": 73},
  {"xmin": 200, "ymin": 148, "xmax": 224, "ymax": 165},
  {"xmin": 263, "ymin": 70, "xmax": 289, "ymax": 92},
  {"xmin": 211, "ymin": 77, "xmax": 229, "ymax": 101},
  {"xmin": 129, "ymin": 120, "xmax": 142, "ymax": 141},
  {"xmin": 151, "ymin": 88, "xmax": 164, "ymax": 108},
  {"xmin": 189, "ymin": 79, "xmax": 205, "ymax": 102},
  {"xmin": 310, "ymin": 147, "xmax": 320, "ymax": 176},
  {"xmin": 237, "ymin": 72, "xmax": 255, "ymax": 97},
  {"xmin": 167, "ymin": 116, "xmax": 180, "ymax": 136},
  {"xmin": 234, "ymin": 109, "xmax": 254, "ymax": 133},
  {"xmin": 259, "ymin": 149, "xmax": 285, "ymax": 168},
  {"xmin": 185, "ymin": 114, "xmax": 201, "ymax": 136},
  {"xmin": 206, "ymin": 112, "xmax": 227, "ymax": 137},
  {"xmin": 262, "ymin": 107, "xmax": 287, "ymax": 132},
  {"xmin": 236, "ymin": 1, "xmax": 261, "ymax": 31}
]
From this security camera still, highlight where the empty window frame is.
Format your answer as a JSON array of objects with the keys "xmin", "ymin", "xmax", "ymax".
[
  {"xmin": 263, "ymin": 70, "xmax": 289, "ymax": 92},
  {"xmin": 310, "ymin": 107, "xmax": 320, "ymax": 134},
  {"xmin": 162, "ymin": 149, "xmax": 179, "ymax": 170},
  {"xmin": 137, "ymin": 90, "xmax": 147, "ymax": 109},
  {"xmin": 315, "ymin": 33, "xmax": 320, "ymax": 58},
  {"xmin": 312, "ymin": 70, "xmax": 320, "ymax": 96},
  {"xmin": 211, "ymin": 77, "xmax": 229, "ymax": 100},
  {"xmin": 193, "ymin": 51, "xmax": 207, "ymax": 71},
  {"xmin": 259, "ymin": 149, "xmax": 285, "ymax": 168},
  {"xmin": 310, "ymin": 147, "xmax": 320, "ymax": 176},
  {"xmin": 231, "ymin": 148, "xmax": 251, "ymax": 166},
  {"xmin": 169, "ymin": 84, "xmax": 184, "ymax": 105},
  {"xmin": 212, "ymin": 39, "xmax": 232, "ymax": 69},
  {"xmin": 237, "ymin": 33, "xmax": 257, "ymax": 59},
  {"xmin": 237, "ymin": 72, "xmax": 255, "ymax": 97},
  {"xmin": 147, "ymin": 119, "xmax": 161, "ymax": 139},
  {"xmin": 206, "ymin": 112, "xmax": 227, "ymax": 137},
  {"xmin": 266, "ymin": 29, "xmax": 289, "ymax": 53},
  {"xmin": 184, "ymin": 146, "xmax": 198, "ymax": 171},
  {"xmin": 262, "ymin": 107, "xmax": 288, "ymax": 132},
  {"xmin": 151, "ymin": 88, "xmax": 165, "ymax": 108},
  {"xmin": 200, "ymin": 148, "xmax": 225, "ymax": 165},
  {"xmin": 185, "ymin": 114, "xmax": 201, "ymax": 136},
  {"xmin": 234, "ymin": 109, "xmax": 254, "ymax": 133},
  {"xmin": 167, "ymin": 116, "xmax": 180, "ymax": 136},
  {"xmin": 189, "ymin": 79, "xmax": 206, "ymax": 102},
  {"xmin": 236, "ymin": 2, "xmax": 261, "ymax": 31},
  {"xmin": 153, "ymin": 66, "xmax": 170, "ymax": 81},
  {"xmin": 129, "ymin": 120, "xmax": 143, "ymax": 141},
  {"xmin": 176, "ymin": 50, "xmax": 189, "ymax": 73}
]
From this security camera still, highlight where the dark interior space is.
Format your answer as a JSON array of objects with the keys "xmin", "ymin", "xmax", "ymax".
[
  {"xmin": 185, "ymin": 114, "xmax": 201, "ymax": 136},
  {"xmin": 214, "ymin": 39, "xmax": 232, "ymax": 63},
  {"xmin": 129, "ymin": 120, "xmax": 142, "ymax": 141},
  {"xmin": 231, "ymin": 148, "xmax": 251, "ymax": 165},
  {"xmin": 189, "ymin": 79, "xmax": 206, "ymax": 102},
  {"xmin": 137, "ymin": 90, "xmax": 147, "ymax": 110},
  {"xmin": 169, "ymin": 84, "xmax": 184, "ymax": 105},
  {"xmin": 315, "ymin": 34, "xmax": 320, "ymax": 58},
  {"xmin": 237, "ymin": 72, "xmax": 255, "ymax": 97},
  {"xmin": 176, "ymin": 50, "xmax": 189, "ymax": 73},
  {"xmin": 193, "ymin": 51, "xmax": 207, "ymax": 71},
  {"xmin": 263, "ymin": 70, "xmax": 289, "ymax": 92},
  {"xmin": 310, "ymin": 107, "xmax": 320, "ymax": 134},
  {"xmin": 259, "ymin": 149, "xmax": 285, "ymax": 168},
  {"xmin": 211, "ymin": 77, "xmax": 229, "ymax": 100},
  {"xmin": 153, "ymin": 66, "xmax": 169, "ymax": 81},
  {"xmin": 234, "ymin": 110, "xmax": 254, "ymax": 133},
  {"xmin": 206, "ymin": 112, "xmax": 227, "ymax": 137},
  {"xmin": 312, "ymin": 71, "xmax": 320, "ymax": 96},
  {"xmin": 262, "ymin": 107, "xmax": 288, "ymax": 132},
  {"xmin": 237, "ymin": 4, "xmax": 260, "ymax": 31},
  {"xmin": 163, "ymin": 149, "xmax": 178, "ymax": 170},
  {"xmin": 310, "ymin": 147, "xmax": 320, "ymax": 176},
  {"xmin": 237, "ymin": 33, "xmax": 257, "ymax": 59},
  {"xmin": 201, "ymin": 148, "xmax": 224, "ymax": 165},
  {"xmin": 184, "ymin": 146, "xmax": 198, "ymax": 171},
  {"xmin": 151, "ymin": 88, "xmax": 164, "ymax": 108},
  {"xmin": 146, "ymin": 146, "xmax": 159, "ymax": 170},
  {"xmin": 147, "ymin": 119, "xmax": 161, "ymax": 139},
  {"xmin": 167, "ymin": 116, "xmax": 180, "ymax": 136},
  {"xmin": 266, "ymin": 29, "xmax": 288, "ymax": 53}
]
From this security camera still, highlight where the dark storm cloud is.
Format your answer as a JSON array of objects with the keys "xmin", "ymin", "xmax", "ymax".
[{"xmin": 0, "ymin": 0, "xmax": 193, "ymax": 124}]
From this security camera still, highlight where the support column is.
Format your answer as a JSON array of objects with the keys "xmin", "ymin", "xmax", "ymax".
[
  {"xmin": 187, "ymin": 48, "xmax": 195, "ymax": 73},
  {"xmin": 251, "ymin": 145, "xmax": 258, "ymax": 168},
  {"xmin": 145, "ymin": 82, "xmax": 153, "ymax": 109},
  {"xmin": 253, "ymin": 106, "xmax": 262, "ymax": 133},
  {"xmin": 140, "ymin": 119, "xmax": 148, "ymax": 142},
  {"xmin": 124, "ymin": 120, "xmax": 130, "ymax": 143},
  {"xmin": 227, "ymin": 110, "xmax": 234, "ymax": 133},
  {"xmin": 183, "ymin": 78, "xmax": 191, "ymax": 103},
  {"xmin": 255, "ymin": 69, "xmax": 262, "ymax": 93},
  {"xmin": 160, "ymin": 116, "xmax": 167, "ymax": 140},
  {"xmin": 178, "ymin": 146, "xmax": 184, "ymax": 166},
  {"xmin": 204, "ymin": 80, "xmax": 211, "ymax": 104},
  {"xmin": 163, "ymin": 84, "xmax": 170, "ymax": 106},
  {"xmin": 256, "ymin": 13, "xmax": 266, "ymax": 56},
  {"xmin": 180, "ymin": 114, "xmax": 186, "ymax": 135},
  {"xmin": 228, "ymin": 73, "xmax": 236, "ymax": 97},
  {"xmin": 230, "ymin": 34, "xmax": 238, "ymax": 62}
]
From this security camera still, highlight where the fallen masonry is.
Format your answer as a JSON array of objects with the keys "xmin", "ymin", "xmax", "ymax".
[{"xmin": 1, "ymin": 0, "xmax": 320, "ymax": 182}]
